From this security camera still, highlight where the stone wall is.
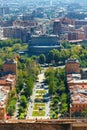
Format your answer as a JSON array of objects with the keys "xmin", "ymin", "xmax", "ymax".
[
  {"xmin": 0, "ymin": 123, "xmax": 69, "ymax": 130},
  {"xmin": 0, "ymin": 121, "xmax": 87, "ymax": 130}
]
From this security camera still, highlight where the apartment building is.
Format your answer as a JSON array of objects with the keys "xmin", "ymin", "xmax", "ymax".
[
  {"xmin": 66, "ymin": 58, "xmax": 87, "ymax": 116},
  {"xmin": 67, "ymin": 74, "xmax": 87, "ymax": 116},
  {"xmin": 3, "ymin": 26, "xmax": 30, "ymax": 42},
  {"xmin": 65, "ymin": 58, "xmax": 80, "ymax": 74},
  {"xmin": 53, "ymin": 17, "xmax": 87, "ymax": 42},
  {"xmin": 3, "ymin": 59, "xmax": 17, "ymax": 75},
  {"xmin": 53, "ymin": 20, "xmax": 62, "ymax": 35},
  {"xmin": 0, "ymin": 59, "xmax": 17, "ymax": 120},
  {"xmin": 0, "ymin": 74, "xmax": 16, "ymax": 120}
]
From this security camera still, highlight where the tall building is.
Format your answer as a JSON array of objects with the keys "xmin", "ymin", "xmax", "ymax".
[
  {"xmin": 3, "ymin": 59, "xmax": 17, "ymax": 75},
  {"xmin": 65, "ymin": 58, "xmax": 80, "ymax": 74},
  {"xmin": 53, "ymin": 20, "xmax": 62, "ymax": 35}
]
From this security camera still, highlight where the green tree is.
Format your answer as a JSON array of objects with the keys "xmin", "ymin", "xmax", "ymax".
[
  {"xmin": 61, "ymin": 93, "xmax": 67, "ymax": 102},
  {"xmin": 20, "ymin": 95, "xmax": 27, "ymax": 108},
  {"xmin": 16, "ymin": 77, "xmax": 24, "ymax": 93},
  {"xmin": 19, "ymin": 106, "xmax": 25, "ymax": 114},
  {"xmin": 13, "ymin": 43, "xmax": 21, "ymax": 51},
  {"xmin": 39, "ymin": 54, "xmax": 46, "ymax": 64},
  {"xmin": 62, "ymin": 41, "xmax": 71, "ymax": 49},
  {"xmin": 60, "ymin": 49, "xmax": 70, "ymax": 63},
  {"xmin": 48, "ymin": 71, "xmax": 56, "ymax": 95},
  {"xmin": 47, "ymin": 50, "xmax": 55, "ymax": 63},
  {"xmin": 7, "ymin": 100, "xmax": 16, "ymax": 116},
  {"xmin": 0, "ymin": 59, "xmax": 3, "ymax": 69},
  {"xmin": 24, "ymin": 75, "xmax": 34, "ymax": 97}
]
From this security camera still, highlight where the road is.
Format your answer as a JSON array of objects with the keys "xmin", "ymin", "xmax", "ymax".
[{"xmin": 26, "ymin": 84, "xmax": 36, "ymax": 118}]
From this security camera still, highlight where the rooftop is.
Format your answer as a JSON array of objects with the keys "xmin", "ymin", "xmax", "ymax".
[
  {"xmin": 67, "ymin": 74, "xmax": 87, "ymax": 104},
  {"xmin": 65, "ymin": 58, "xmax": 79, "ymax": 64},
  {"xmin": 4, "ymin": 59, "xmax": 17, "ymax": 64}
]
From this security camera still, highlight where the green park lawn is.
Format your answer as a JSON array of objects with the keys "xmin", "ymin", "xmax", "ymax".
[
  {"xmin": 36, "ymin": 90, "xmax": 46, "ymax": 95},
  {"xmin": 33, "ymin": 103, "xmax": 45, "ymax": 110},
  {"xmin": 35, "ymin": 94, "xmax": 43, "ymax": 98},
  {"xmin": 32, "ymin": 110, "xmax": 45, "ymax": 116}
]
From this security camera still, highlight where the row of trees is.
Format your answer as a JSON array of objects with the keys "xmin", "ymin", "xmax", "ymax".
[
  {"xmin": 0, "ymin": 39, "xmax": 28, "ymax": 70},
  {"xmin": 18, "ymin": 95, "xmax": 28, "ymax": 119},
  {"xmin": 16, "ymin": 57, "xmax": 40, "ymax": 119},
  {"xmin": 1, "ymin": 39, "xmax": 87, "ymax": 68},
  {"xmin": 6, "ymin": 90, "xmax": 17, "ymax": 116},
  {"xmin": 0, "ymin": 39, "xmax": 22, "ymax": 48},
  {"xmin": 37, "ymin": 42, "xmax": 87, "ymax": 68},
  {"xmin": 45, "ymin": 67, "xmax": 69, "ymax": 118}
]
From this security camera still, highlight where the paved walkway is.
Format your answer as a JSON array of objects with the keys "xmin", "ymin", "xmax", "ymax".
[
  {"xmin": 26, "ymin": 69, "xmax": 50, "ymax": 119},
  {"xmin": 26, "ymin": 85, "xmax": 36, "ymax": 118}
]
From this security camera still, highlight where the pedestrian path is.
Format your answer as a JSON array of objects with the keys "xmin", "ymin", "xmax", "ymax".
[{"xmin": 26, "ymin": 71, "xmax": 50, "ymax": 119}]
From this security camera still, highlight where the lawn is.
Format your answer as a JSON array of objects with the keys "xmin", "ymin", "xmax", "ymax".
[
  {"xmin": 32, "ymin": 110, "xmax": 45, "ymax": 116},
  {"xmin": 32, "ymin": 89, "xmax": 47, "ymax": 117},
  {"xmin": 33, "ymin": 103, "xmax": 45, "ymax": 110},
  {"xmin": 36, "ymin": 90, "xmax": 46, "ymax": 95},
  {"xmin": 35, "ymin": 94, "xmax": 43, "ymax": 98}
]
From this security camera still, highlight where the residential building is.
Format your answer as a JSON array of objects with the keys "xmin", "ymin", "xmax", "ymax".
[
  {"xmin": 3, "ymin": 59, "xmax": 17, "ymax": 75},
  {"xmin": 65, "ymin": 58, "xmax": 80, "ymax": 74},
  {"xmin": 3, "ymin": 26, "xmax": 30, "ymax": 42},
  {"xmin": 53, "ymin": 20, "xmax": 62, "ymax": 35},
  {"xmin": 67, "ymin": 73, "xmax": 87, "ymax": 116},
  {"xmin": 75, "ymin": 20, "xmax": 87, "ymax": 28},
  {"xmin": 52, "ymin": 17, "xmax": 87, "ymax": 42},
  {"xmin": 13, "ymin": 20, "xmax": 37, "ymax": 27},
  {"xmin": 0, "ymin": 59, "xmax": 17, "ymax": 120},
  {"xmin": 66, "ymin": 58, "xmax": 87, "ymax": 116},
  {"xmin": 0, "ymin": 84, "xmax": 11, "ymax": 120},
  {"xmin": 68, "ymin": 31, "xmax": 85, "ymax": 41},
  {"xmin": 0, "ymin": 74, "xmax": 16, "ymax": 90}
]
